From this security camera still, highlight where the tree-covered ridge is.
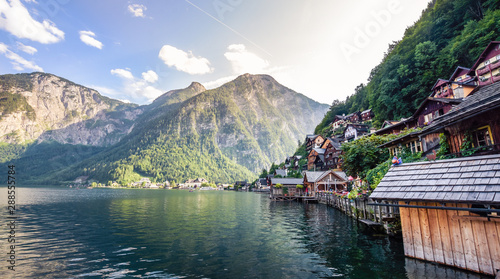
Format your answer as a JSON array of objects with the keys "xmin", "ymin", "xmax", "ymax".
[{"xmin": 315, "ymin": 0, "xmax": 500, "ymax": 135}]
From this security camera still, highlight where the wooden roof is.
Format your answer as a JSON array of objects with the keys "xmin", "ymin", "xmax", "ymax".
[
  {"xmin": 421, "ymin": 80, "xmax": 500, "ymax": 135},
  {"xmin": 370, "ymin": 154, "xmax": 500, "ymax": 204},
  {"xmin": 271, "ymin": 178, "xmax": 303, "ymax": 186}
]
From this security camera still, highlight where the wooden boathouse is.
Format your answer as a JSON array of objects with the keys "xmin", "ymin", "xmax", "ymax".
[{"xmin": 370, "ymin": 154, "xmax": 500, "ymax": 277}]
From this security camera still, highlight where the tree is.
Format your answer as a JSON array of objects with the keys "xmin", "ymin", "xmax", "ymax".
[{"xmin": 340, "ymin": 135, "xmax": 392, "ymax": 179}]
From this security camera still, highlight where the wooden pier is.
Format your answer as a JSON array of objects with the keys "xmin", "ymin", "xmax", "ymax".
[{"xmin": 270, "ymin": 194, "xmax": 318, "ymax": 203}]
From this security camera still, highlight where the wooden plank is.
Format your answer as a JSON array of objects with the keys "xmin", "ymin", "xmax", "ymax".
[
  {"xmin": 418, "ymin": 202, "xmax": 435, "ymax": 262},
  {"xmin": 456, "ymin": 203, "xmax": 479, "ymax": 272},
  {"xmin": 437, "ymin": 205, "xmax": 454, "ymax": 266},
  {"xmin": 426, "ymin": 202, "xmax": 444, "ymax": 264},
  {"xmin": 446, "ymin": 203, "xmax": 467, "ymax": 269},
  {"xmin": 399, "ymin": 202, "xmax": 415, "ymax": 257},
  {"xmin": 409, "ymin": 202, "xmax": 425, "ymax": 260},
  {"xmin": 451, "ymin": 215, "xmax": 500, "ymax": 222},
  {"xmin": 471, "ymin": 217, "xmax": 494, "ymax": 275},
  {"xmin": 486, "ymin": 221, "xmax": 500, "ymax": 275}
]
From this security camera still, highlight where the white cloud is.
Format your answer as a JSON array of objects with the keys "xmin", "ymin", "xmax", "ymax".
[
  {"xmin": 110, "ymin": 68, "xmax": 164, "ymax": 103},
  {"xmin": 0, "ymin": 0, "xmax": 64, "ymax": 44},
  {"xmin": 111, "ymin": 68, "xmax": 134, "ymax": 80},
  {"xmin": 224, "ymin": 44, "xmax": 269, "ymax": 74},
  {"xmin": 128, "ymin": 4, "xmax": 146, "ymax": 18},
  {"xmin": 16, "ymin": 41, "xmax": 37, "ymax": 55},
  {"xmin": 79, "ymin": 30, "xmax": 103, "ymax": 49},
  {"xmin": 0, "ymin": 42, "xmax": 43, "ymax": 71},
  {"xmin": 158, "ymin": 45, "xmax": 213, "ymax": 75},
  {"xmin": 141, "ymin": 70, "xmax": 158, "ymax": 83}
]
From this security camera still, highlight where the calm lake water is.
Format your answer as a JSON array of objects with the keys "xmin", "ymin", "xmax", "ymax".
[{"xmin": 0, "ymin": 188, "xmax": 491, "ymax": 278}]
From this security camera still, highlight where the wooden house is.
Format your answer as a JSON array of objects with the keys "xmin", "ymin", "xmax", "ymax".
[
  {"xmin": 343, "ymin": 124, "xmax": 370, "ymax": 142},
  {"xmin": 275, "ymin": 169, "xmax": 288, "ymax": 177},
  {"xmin": 361, "ymin": 109, "xmax": 374, "ymax": 122},
  {"xmin": 470, "ymin": 41, "xmax": 500, "ymax": 87},
  {"xmin": 431, "ymin": 79, "xmax": 452, "ymax": 98},
  {"xmin": 303, "ymin": 170, "xmax": 348, "ymax": 194},
  {"xmin": 332, "ymin": 115, "xmax": 347, "ymax": 130},
  {"xmin": 448, "ymin": 66, "xmax": 476, "ymax": 98},
  {"xmin": 370, "ymin": 154, "xmax": 500, "ymax": 276},
  {"xmin": 377, "ymin": 95, "xmax": 462, "ymax": 156},
  {"xmin": 307, "ymin": 148, "xmax": 326, "ymax": 171},
  {"xmin": 305, "ymin": 134, "xmax": 325, "ymax": 153},
  {"xmin": 374, "ymin": 118, "xmax": 413, "ymax": 136},
  {"xmin": 347, "ymin": 111, "xmax": 362, "ymax": 123},
  {"xmin": 323, "ymin": 137, "xmax": 342, "ymax": 170},
  {"xmin": 421, "ymin": 80, "xmax": 500, "ymax": 155},
  {"xmin": 270, "ymin": 178, "xmax": 304, "ymax": 196}
]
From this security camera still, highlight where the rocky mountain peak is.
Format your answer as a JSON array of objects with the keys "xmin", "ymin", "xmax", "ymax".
[{"xmin": 188, "ymin": 81, "xmax": 206, "ymax": 92}]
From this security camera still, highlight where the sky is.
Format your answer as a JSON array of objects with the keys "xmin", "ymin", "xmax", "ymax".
[{"xmin": 0, "ymin": 0, "xmax": 431, "ymax": 105}]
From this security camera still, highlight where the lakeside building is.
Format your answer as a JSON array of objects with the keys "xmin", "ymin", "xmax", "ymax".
[{"xmin": 370, "ymin": 154, "xmax": 500, "ymax": 276}]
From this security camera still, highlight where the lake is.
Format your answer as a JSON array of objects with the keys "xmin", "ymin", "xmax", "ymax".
[{"xmin": 0, "ymin": 188, "xmax": 490, "ymax": 278}]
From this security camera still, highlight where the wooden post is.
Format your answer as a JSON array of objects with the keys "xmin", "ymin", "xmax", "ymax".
[
  {"xmin": 363, "ymin": 199, "xmax": 367, "ymax": 219},
  {"xmin": 377, "ymin": 204, "xmax": 382, "ymax": 224}
]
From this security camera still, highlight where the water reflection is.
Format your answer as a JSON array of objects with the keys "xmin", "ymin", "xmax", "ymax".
[{"xmin": 0, "ymin": 188, "xmax": 492, "ymax": 278}]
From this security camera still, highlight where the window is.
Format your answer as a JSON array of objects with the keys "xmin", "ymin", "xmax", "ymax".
[
  {"xmin": 456, "ymin": 77, "xmax": 462, "ymax": 82},
  {"xmin": 473, "ymin": 126, "xmax": 493, "ymax": 147},
  {"xmin": 406, "ymin": 140, "xmax": 421, "ymax": 154},
  {"xmin": 424, "ymin": 113, "xmax": 433, "ymax": 124},
  {"xmin": 485, "ymin": 60, "xmax": 491, "ymax": 66}
]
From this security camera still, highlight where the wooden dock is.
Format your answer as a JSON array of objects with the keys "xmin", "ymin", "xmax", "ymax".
[{"xmin": 270, "ymin": 195, "xmax": 318, "ymax": 203}]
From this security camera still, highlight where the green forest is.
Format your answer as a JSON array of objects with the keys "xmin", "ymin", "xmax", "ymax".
[{"xmin": 315, "ymin": 0, "xmax": 500, "ymax": 136}]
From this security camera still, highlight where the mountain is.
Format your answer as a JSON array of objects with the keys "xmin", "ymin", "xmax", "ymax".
[
  {"xmin": 314, "ymin": 0, "xmax": 500, "ymax": 136},
  {"xmin": 0, "ymin": 72, "xmax": 142, "ymax": 146},
  {"xmin": 0, "ymin": 72, "xmax": 329, "ymax": 185}
]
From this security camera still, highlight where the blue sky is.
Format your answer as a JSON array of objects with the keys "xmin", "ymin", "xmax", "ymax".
[{"xmin": 0, "ymin": 0, "xmax": 430, "ymax": 105}]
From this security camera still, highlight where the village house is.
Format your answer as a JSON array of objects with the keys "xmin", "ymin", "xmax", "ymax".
[
  {"xmin": 284, "ymin": 155, "xmax": 302, "ymax": 170},
  {"xmin": 184, "ymin": 178, "xmax": 208, "ymax": 188},
  {"xmin": 449, "ymin": 66, "xmax": 476, "ymax": 98},
  {"xmin": 303, "ymin": 170, "xmax": 348, "ymax": 194},
  {"xmin": 270, "ymin": 177, "xmax": 303, "ymax": 196},
  {"xmin": 361, "ymin": 109, "xmax": 374, "ymax": 122},
  {"xmin": 332, "ymin": 114, "xmax": 347, "ymax": 130},
  {"xmin": 307, "ymin": 147, "xmax": 325, "ymax": 171},
  {"xmin": 370, "ymin": 154, "xmax": 500, "ymax": 276},
  {"xmin": 323, "ymin": 137, "xmax": 342, "ymax": 170},
  {"xmin": 421, "ymin": 80, "xmax": 500, "ymax": 155},
  {"xmin": 305, "ymin": 134, "xmax": 325, "ymax": 153},
  {"xmin": 275, "ymin": 169, "xmax": 288, "ymax": 177},
  {"xmin": 470, "ymin": 41, "xmax": 500, "ymax": 87},
  {"xmin": 343, "ymin": 123, "xmax": 370, "ymax": 142}
]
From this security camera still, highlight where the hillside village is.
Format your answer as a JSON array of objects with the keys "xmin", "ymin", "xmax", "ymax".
[
  {"xmin": 258, "ymin": 41, "xmax": 500, "ymax": 277},
  {"xmin": 262, "ymin": 41, "xmax": 500, "ymax": 197}
]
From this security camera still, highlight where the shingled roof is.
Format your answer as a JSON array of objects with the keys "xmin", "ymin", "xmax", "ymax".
[
  {"xmin": 422, "ymin": 81, "xmax": 500, "ymax": 135},
  {"xmin": 370, "ymin": 154, "xmax": 500, "ymax": 204}
]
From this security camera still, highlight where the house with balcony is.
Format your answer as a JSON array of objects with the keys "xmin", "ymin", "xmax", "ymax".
[
  {"xmin": 420, "ymin": 80, "xmax": 500, "ymax": 155},
  {"xmin": 470, "ymin": 41, "xmax": 500, "ymax": 87}
]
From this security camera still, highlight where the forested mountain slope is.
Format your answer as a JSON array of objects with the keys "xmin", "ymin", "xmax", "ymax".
[{"xmin": 315, "ymin": 0, "xmax": 500, "ymax": 135}]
